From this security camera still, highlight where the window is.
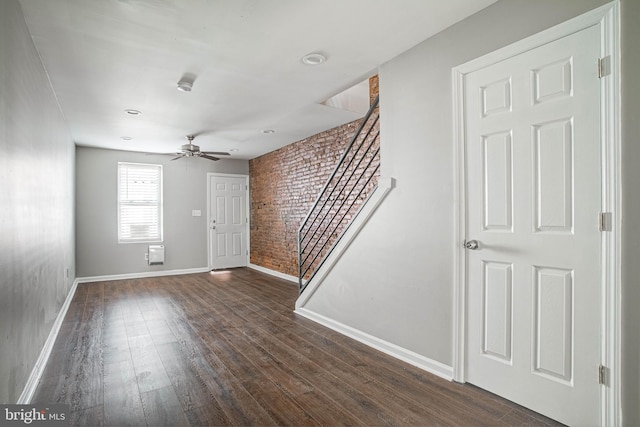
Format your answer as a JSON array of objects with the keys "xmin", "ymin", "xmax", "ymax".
[{"xmin": 117, "ymin": 162, "xmax": 163, "ymax": 243}]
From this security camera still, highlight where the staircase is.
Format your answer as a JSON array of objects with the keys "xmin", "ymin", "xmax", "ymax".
[{"xmin": 297, "ymin": 96, "xmax": 380, "ymax": 292}]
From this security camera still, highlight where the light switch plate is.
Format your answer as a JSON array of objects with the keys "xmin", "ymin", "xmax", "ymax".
[{"xmin": 192, "ymin": 210, "xmax": 201, "ymax": 217}]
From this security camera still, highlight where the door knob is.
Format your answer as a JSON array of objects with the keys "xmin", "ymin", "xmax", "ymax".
[{"xmin": 464, "ymin": 240, "xmax": 479, "ymax": 250}]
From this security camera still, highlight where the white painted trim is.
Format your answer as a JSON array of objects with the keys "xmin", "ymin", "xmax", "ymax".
[
  {"xmin": 598, "ymin": 4, "xmax": 622, "ymax": 426},
  {"xmin": 452, "ymin": 64, "xmax": 467, "ymax": 384},
  {"xmin": 295, "ymin": 177, "xmax": 394, "ymax": 309},
  {"xmin": 76, "ymin": 267, "xmax": 209, "ymax": 284},
  {"xmin": 248, "ymin": 263, "xmax": 298, "ymax": 284},
  {"xmin": 206, "ymin": 173, "xmax": 250, "ymax": 271},
  {"xmin": 452, "ymin": 3, "xmax": 620, "ymax": 425},
  {"xmin": 295, "ymin": 307, "xmax": 453, "ymax": 381},
  {"xmin": 18, "ymin": 278, "xmax": 79, "ymax": 404}
]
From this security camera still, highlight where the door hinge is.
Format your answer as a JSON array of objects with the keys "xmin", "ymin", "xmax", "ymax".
[
  {"xmin": 598, "ymin": 364, "xmax": 608, "ymax": 385},
  {"xmin": 597, "ymin": 56, "xmax": 611, "ymax": 78},
  {"xmin": 599, "ymin": 212, "xmax": 612, "ymax": 232}
]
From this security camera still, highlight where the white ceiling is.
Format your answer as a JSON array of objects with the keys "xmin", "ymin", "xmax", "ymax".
[{"xmin": 18, "ymin": 0, "xmax": 496, "ymax": 160}]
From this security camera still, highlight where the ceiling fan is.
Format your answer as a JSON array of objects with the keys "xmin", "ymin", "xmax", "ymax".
[{"xmin": 170, "ymin": 135, "xmax": 230, "ymax": 161}]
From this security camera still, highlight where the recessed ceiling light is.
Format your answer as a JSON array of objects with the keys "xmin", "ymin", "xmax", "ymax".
[
  {"xmin": 229, "ymin": 148, "xmax": 239, "ymax": 152},
  {"xmin": 177, "ymin": 80, "xmax": 193, "ymax": 92},
  {"xmin": 124, "ymin": 109, "xmax": 142, "ymax": 115},
  {"xmin": 302, "ymin": 53, "xmax": 326, "ymax": 65},
  {"xmin": 261, "ymin": 129, "xmax": 276, "ymax": 134},
  {"xmin": 120, "ymin": 136, "xmax": 133, "ymax": 141}
]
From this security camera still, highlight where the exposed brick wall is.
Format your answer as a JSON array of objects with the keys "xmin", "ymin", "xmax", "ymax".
[
  {"xmin": 298, "ymin": 112, "xmax": 380, "ymax": 280},
  {"xmin": 369, "ymin": 74, "xmax": 379, "ymax": 106},
  {"xmin": 250, "ymin": 76, "xmax": 379, "ymax": 278},
  {"xmin": 250, "ymin": 121, "xmax": 359, "ymax": 275}
]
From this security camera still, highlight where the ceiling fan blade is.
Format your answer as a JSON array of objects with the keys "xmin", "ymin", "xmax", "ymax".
[
  {"xmin": 202, "ymin": 151, "xmax": 230, "ymax": 156},
  {"xmin": 199, "ymin": 154, "xmax": 220, "ymax": 161},
  {"xmin": 171, "ymin": 153, "xmax": 186, "ymax": 161},
  {"xmin": 189, "ymin": 130, "xmax": 215, "ymax": 138}
]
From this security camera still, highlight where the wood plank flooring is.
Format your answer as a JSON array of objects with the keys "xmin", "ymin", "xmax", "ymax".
[{"xmin": 32, "ymin": 268, "xmax": 563, "ymax": 426}]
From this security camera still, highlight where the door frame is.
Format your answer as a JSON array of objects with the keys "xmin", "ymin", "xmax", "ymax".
[
  {"xmin": 452, "ymin": 3, "xmax": 620, "ymax": 426},
  {"xmin": 206, "ymin": 172, "xmax": 250, "ymax": 270}
]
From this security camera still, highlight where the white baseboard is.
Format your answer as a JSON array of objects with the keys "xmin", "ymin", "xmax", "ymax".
[
  {"xmin": 248, "ymin": 263, "xmax": 298, "ymax": 285},
  {"xmin": 76, "ymin": 267, "xmax": 210, "ymax": 284},
  {"xmin": 18, "ymin": 278, "xmax": 79, "ymax": 404},
  {"xmin": 295, "ymin": 307, "xmax": 453, "ymax": 381}
]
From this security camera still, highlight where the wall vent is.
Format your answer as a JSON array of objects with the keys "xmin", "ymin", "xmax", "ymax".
[{"xmin": 148, "ymin": 245, "xmax": 165, "ymax": 265}]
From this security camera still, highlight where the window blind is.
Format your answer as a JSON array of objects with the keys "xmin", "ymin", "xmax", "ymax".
[{"xmin": 117, "ymin": 162, "xmax": 163, "ymax": 243}]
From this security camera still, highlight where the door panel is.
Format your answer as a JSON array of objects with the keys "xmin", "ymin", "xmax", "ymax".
[
  {"xmin": 464, "ymin": 25, "xmax": 601, "ymax": 426},
  {"xmin": 534, "ymin": 119, "xmax": 573, "ymax": 232},
  {"xmin": 532, "ymin": 266, "xmax": 573, "ymax": 383},
  {"xmin": 482, "ymin": 261, "xmax": 513, "ymax": 362},
  {"xmin": 232, "ymin": 232, "xmax": 242, "ymax": 256},
  {"xmin": 216, "ymin": 234, "xmax": 226, "ymax": 256},
  {"xmin": 483, "ymin": 131, "xmax": 513, "ymax": 231}
]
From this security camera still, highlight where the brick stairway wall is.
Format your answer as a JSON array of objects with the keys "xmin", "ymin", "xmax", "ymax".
[{"xmin": 249, "ymin": 76, "xmax": 379, "ymax": 277}]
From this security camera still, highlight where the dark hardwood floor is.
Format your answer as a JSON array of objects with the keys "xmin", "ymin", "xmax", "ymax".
[{"xmin": 32, "ymin": 268, "xmax": 563, "ymax": 426}]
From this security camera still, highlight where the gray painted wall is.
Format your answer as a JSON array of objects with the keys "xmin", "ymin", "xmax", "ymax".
[
  {"xmin": 0, "ymin": 0, "xmax": 76, "ymax": 403},
  {"xmin": 305, "ymin": 0, "xmax": 608, "ymax": 365},
  {"xmin": 76, "ymin": 147, "xmax": 249, "ymax": 277},
  {"xmin": 302, "ymin": 0, "xmax": 640, "ymax": 422}
]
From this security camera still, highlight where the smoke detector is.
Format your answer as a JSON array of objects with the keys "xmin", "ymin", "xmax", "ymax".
[{"xmin": 177, "ymin": 80, "xmax": 193, "ymax": 92}]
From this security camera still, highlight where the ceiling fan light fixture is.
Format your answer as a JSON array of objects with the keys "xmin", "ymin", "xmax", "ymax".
[
  {"xmin": 301, "ymin": 52, "xmax": 326, "ymax": 65},
  {"xmin": 177, "ymin": 80, "xmax": 193, "ymax": 92},
  {"xmin": 168, "ymin": 134, "xmax": 231, "ymax": 162}
]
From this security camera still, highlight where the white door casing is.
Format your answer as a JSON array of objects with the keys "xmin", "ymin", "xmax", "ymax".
[
  {"xmin": 453, "ymin": 3, "xmax": 620, "ymax": 427},
  {"xmin": 208, "ymin": 174, "xmax": 249, "ymax": 270}
]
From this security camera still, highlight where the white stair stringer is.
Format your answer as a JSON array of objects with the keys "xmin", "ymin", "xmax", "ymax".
[{"xmin": 295, "ymin": 176, "xmax": 394, "ymax": 309}]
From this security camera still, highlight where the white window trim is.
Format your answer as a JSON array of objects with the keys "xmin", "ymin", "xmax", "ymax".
[{"xmin": 117, "ymin": 162, "xmax": 163, "ymax": 244}]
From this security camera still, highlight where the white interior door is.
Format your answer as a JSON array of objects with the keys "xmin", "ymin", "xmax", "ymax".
[
  {"xmin": 464, "ymin": 25, "xmax": 602, "ymax": 426},
  {"xmin": 209, "ymin": 174, "xmax": 248, "ymax": 270}
]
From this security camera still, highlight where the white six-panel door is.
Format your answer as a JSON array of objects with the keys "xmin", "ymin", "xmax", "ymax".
[
  {"xmin": 464, "ymin": 25, "xmax": 601, "ymax": 425},
  {"xmin": 208, "ymin": 174, "xmax": 248, "ymax": 270}
]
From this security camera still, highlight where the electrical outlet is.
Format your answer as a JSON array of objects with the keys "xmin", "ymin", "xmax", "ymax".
[
  {"xmin": 145, "ymin": 253, "xmax": 149, "ymax": 261},
  {"xmin": 65, "ymin": 268, "xmax": 70, "ymax": 278}
]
